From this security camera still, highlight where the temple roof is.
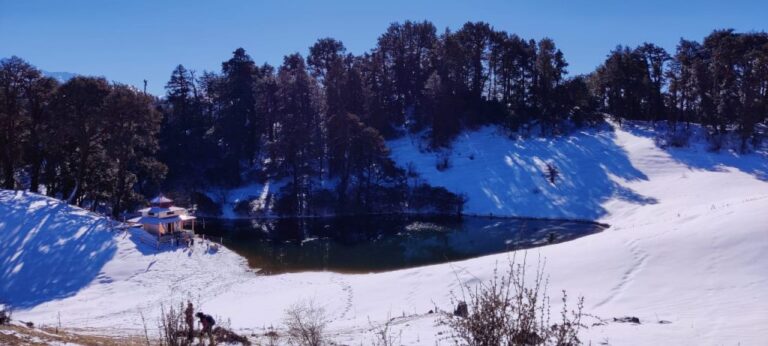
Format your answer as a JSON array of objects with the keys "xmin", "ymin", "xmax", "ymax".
[
  {"xmin": 127, "ymin": 214, "xmax": 196, "ymax": 225},
  {"xmin": 150, "ymin": 195, "xmax": 173, "ymax": 204},
  {"xmin": 138, "ymin": 206, "xmax": 186, "ymax": 214}
]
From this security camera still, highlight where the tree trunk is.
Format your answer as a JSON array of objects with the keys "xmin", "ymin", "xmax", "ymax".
[
  {"xmin": 2, "ymin": 158, "xmax": 13, "ymax": 189},
  {"xmin": 67, "ymin": 181, "xmax": 79, "ymax": 204},
  {"xmin": 30, "ymin": 158, "xmax": 42, "ymax": 193}
]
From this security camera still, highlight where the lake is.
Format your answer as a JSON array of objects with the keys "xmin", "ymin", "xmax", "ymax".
[{"xmin": 197, "ymin": 215, "xmax": 607, "ymax": 274}]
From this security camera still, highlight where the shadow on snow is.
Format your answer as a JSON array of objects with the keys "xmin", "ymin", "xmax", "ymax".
[
  {"xmin": 622, "ymin": 122, "xmax": 768, "ymax": 181},
  {"xmin": 391, "ymin": 125, "xmax": 656, "ymax": 220},
  {"xmin": 0, "ymin": 191, "xmax": 117, "ymax": 309}
]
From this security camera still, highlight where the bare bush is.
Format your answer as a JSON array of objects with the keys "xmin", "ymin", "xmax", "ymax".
[
  {"xmin": 159, "ymin": 302, "xmax": 191, "ymax": 346},
  {"xmin": 157, "ymin": 301, "xmax": 249, "ymax": 346},
  {"xmin": 436, "ymin": 154, "xmax": 452, "ymax": 171},
  {"xmin": 264, "ymin": 329, "xmax": 281, "ymax": 345},
  {"xmin": 656, "ymin": 129, "xmax": 691, "ymax": 148},
  {"xmin": 283, "ymin": 299, "xmax": 329, "ymax": 346},
  {"xmin": 0, "ymin": 305, "xmax": 12, "ymax": 325},
  {"xmin": 550, "ymin": 292, "xmax": 584, "ymax": 346},
  {"xmin": 445, "ymin": 255, "xmax": 585, "ymax": 346},
  {"xmin": 369, "ymin": 315, "xmax": 402, "ymax": 346}
]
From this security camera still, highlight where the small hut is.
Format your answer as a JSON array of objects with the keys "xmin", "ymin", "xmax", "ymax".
[{"xmin": 128, "ymin": 194, "xmax": 196, "ymax": 244}]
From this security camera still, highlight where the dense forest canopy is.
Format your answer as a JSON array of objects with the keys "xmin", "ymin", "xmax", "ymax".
[{"xmin": 1, "ymin": 22, "xmax": 766, "ymax": 216}]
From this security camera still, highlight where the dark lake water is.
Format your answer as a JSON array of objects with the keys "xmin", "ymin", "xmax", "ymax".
[{"xmin": 197, "ymin": 215, "xmax": 607, "ymax": 274}]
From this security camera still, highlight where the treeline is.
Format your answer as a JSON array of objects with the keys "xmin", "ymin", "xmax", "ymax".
[
  {"xmin": 1, "ymin": 23, "xmax": 766, "ymax": 216},
  {"xmin": 159, "ymin": 21, "xmax": 595, "ymax": 216},
  {"xmin": 590, "ymin": 29, "xmax": 768, "ymax": 149},
  {"xmin": 0, "ymin": 57, "xmax": 164, "ymax": 215}
]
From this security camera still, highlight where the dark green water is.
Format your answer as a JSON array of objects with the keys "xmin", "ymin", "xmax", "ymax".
[{"xmin": 197, "ymin": 215, "xmax": 606, "ymax": 274}]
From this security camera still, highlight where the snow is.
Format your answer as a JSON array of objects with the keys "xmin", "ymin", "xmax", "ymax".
[
  {"xmin": 389, "ymin": 125, "xmax": 655, "ymax": 220},
  {"xmin": 206, "ymin": 181, "xmax": 283, "ymax": 218},
  {"xmin": 3, "ymin": 122, "xmax": 768, "ymax": 344}
]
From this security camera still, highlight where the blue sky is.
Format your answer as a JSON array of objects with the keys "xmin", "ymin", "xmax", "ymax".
[{"xmin": 2, "ymin": 0, "xmax": 766, "ymax": 95}]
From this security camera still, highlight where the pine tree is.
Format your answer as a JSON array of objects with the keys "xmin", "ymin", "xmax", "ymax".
[
  {"xmin": 218, "ymin": 48, "xmax": 260, "ymax": 174},
  {"xmin": 533, "ymin": 38, "xmax": 568, "ymax": 135},
  {"xmin": 50, "ymin": 76, "xmax": 111, "ymax": 204},
  {"xmin": 24, "ymin": 75, "xmax": 58, "ymax": 193},
  {"xmin": 103, "ymin": 84, "xmax": 165, "ymax": 215},
  {"xmin": 0, "ymin": 57, "xmax": 41, "ymax": 189},
  {"xmin": 273, "ymin": 53, "xmax": 322, "ymax": 215}
]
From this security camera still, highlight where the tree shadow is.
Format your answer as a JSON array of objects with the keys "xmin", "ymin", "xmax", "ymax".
[
  {"xmin": 391, "ymin": 126, "xmax": 655, "ymax": 220},
  {"xmin": 622, "ymin": 122, "xmax": 768, "ymax": 181},
  {"xmin": 0, "ymin": 191, "xmax": 215, "ymax": 310},
  {"xmin": 0, "ymin": 191, "xmax": 117, "ymax": 309}
]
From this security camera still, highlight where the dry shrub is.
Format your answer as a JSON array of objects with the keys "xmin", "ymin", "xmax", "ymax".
[
  {"xmin": 159, "ymin": 302, "xmax": 191, "ymax": 346},
  {"xmin": 212, "ymin": 326, "xmax": 251, "ymax": 345},
  {"xmin": 445, "ymin": 254, "xmax": 585, "ymax": 346},
  {"xmin": 157, "ymin": 301, "xmax": 249, "ymax": 346},
  {"xmin": 0, "ymin": 305, "xmax": 12, "ymax": 325},
  {"xmin": 264, "ymin": 329, "xmax": 281, "ymax": 346},
  {"xmin": 283, "ymin": 299, "xmax": 329, "ymax": 346},
  {"xmin": 369, "ymin": 315, "xmax": 402, "ymax": 346},
  {"xmin": 436, "ymin": 154, "xmax": 452, "ymax": 171}
]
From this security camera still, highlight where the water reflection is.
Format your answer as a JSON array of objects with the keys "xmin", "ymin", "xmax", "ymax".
[{"xmin": 198, "ymin": 216, "xmax": 606, "ymax": 274}]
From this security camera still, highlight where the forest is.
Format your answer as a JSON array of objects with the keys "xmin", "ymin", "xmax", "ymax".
[{"xmin": 1, "ymin": 21, "xmax": 766, "ymax": 216}]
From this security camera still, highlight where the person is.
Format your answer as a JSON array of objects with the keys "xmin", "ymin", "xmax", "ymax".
[
  {"xmin": 196, "ymin": 312, "xmax": 216, "ymax": 345},
  {"xmin": 184, "ymin": 301, "xmax": 194, "ymax": 341}
]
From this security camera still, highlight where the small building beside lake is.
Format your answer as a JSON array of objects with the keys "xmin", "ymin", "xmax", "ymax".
[{"xmin": 128, "ymin": 194, "xmax": 196, "ymax": 243}]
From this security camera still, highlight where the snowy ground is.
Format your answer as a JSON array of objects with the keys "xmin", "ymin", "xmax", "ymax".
[
  {"xmin": 3, "ymin": 123, "xmax": 768, "ymax": 345},
  {"xmin": 206, "ymin": 181, "xmax": 274, "ymax": 219}
]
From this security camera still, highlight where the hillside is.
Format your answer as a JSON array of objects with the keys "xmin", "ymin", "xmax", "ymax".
[{"xmin": 2, "ymin": 122, "xmax": 768, "ymax": 344}]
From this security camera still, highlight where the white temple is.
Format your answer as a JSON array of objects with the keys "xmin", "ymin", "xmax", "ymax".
[{"xmin": 128, "ymin": 194, "xmax": 196, "ymax": 242}]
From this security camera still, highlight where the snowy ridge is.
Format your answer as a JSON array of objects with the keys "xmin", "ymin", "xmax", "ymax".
[
  {"xmin": 390, "ymin": 125, "xmax": 659, "ymax": 220},
  {"xmin": 2, "ymin": 123, "xmax": 768, "ymax": 344}
]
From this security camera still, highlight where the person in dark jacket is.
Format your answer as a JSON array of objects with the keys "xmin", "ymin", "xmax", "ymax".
[{"xmin": 195, "ymin": 312, "xmax": 216, "ymax": 345}]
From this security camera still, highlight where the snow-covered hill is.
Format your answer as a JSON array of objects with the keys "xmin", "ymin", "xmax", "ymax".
[{"xmin": 2, "ymin": 123, "xmax": 768, "ymax": 344}]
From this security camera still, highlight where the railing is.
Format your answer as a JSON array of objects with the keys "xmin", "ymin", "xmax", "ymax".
[{"xmin": 157, "ymin": 229, "xmax": 194, "ymax": 247}]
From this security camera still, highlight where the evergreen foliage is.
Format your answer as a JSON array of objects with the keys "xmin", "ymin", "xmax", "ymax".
[{"xmin": 1, "ymin": 24, "xmax": 765, "ymax": 215}]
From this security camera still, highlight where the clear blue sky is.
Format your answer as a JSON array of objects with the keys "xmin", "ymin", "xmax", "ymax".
[{"xmin": 2, "ymin": 0, "xmax": 766, "ymax": 95}]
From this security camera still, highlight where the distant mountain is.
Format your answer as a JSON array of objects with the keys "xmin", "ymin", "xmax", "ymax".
[
  {"xmin": 1, "ymin": 57, "xmax": 77, "ymax": 83},
  {"xmin": 42, "ymin": 70, "xmax": 78, "ymax": 83}
]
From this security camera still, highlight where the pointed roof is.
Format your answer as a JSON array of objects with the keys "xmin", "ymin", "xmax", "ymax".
[
  {"xmin": 138, "ymin": 206, "xmax": 186, "ymax": 214},
  {"xmin": 150, "ymin": 194, "xmax": 173, "ymax": 204},
  {"xmin": 128, "ymin": 214, "xmax": 196, "ymax": 225}
]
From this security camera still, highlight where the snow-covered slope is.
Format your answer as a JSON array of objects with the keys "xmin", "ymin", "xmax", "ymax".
[
  {"xmin": 390, "ymin": 125, "xmax": 658, "ymax": 220},
  {"xmin": 3, "ymin": 123, "xmax": 768, "ymax": 344}
]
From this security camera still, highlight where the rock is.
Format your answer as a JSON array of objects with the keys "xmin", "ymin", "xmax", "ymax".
[
  {"xmin": 0, "ymin": 308, "xmax": 9, "ymax": 325},
  {"xmin": 613, "ymin": 316, "xmax": 640, "ymax": 324},
  {"xmin": 454, "ymin": 301, "xmax": 468, "ymax": 318},
  {"xmin": 212, "ymin": 326, "xmax": 250, "ymax": 345}
]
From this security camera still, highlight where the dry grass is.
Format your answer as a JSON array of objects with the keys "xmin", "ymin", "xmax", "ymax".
[{"xmin": 0, "ymin": 323, "xmax": 146, "ymax": 346}]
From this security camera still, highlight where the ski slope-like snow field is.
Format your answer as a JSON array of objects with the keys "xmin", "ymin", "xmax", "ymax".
[{"xmin": 2, "ymin": 123, "xmax": 767, "ymax": 345}]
